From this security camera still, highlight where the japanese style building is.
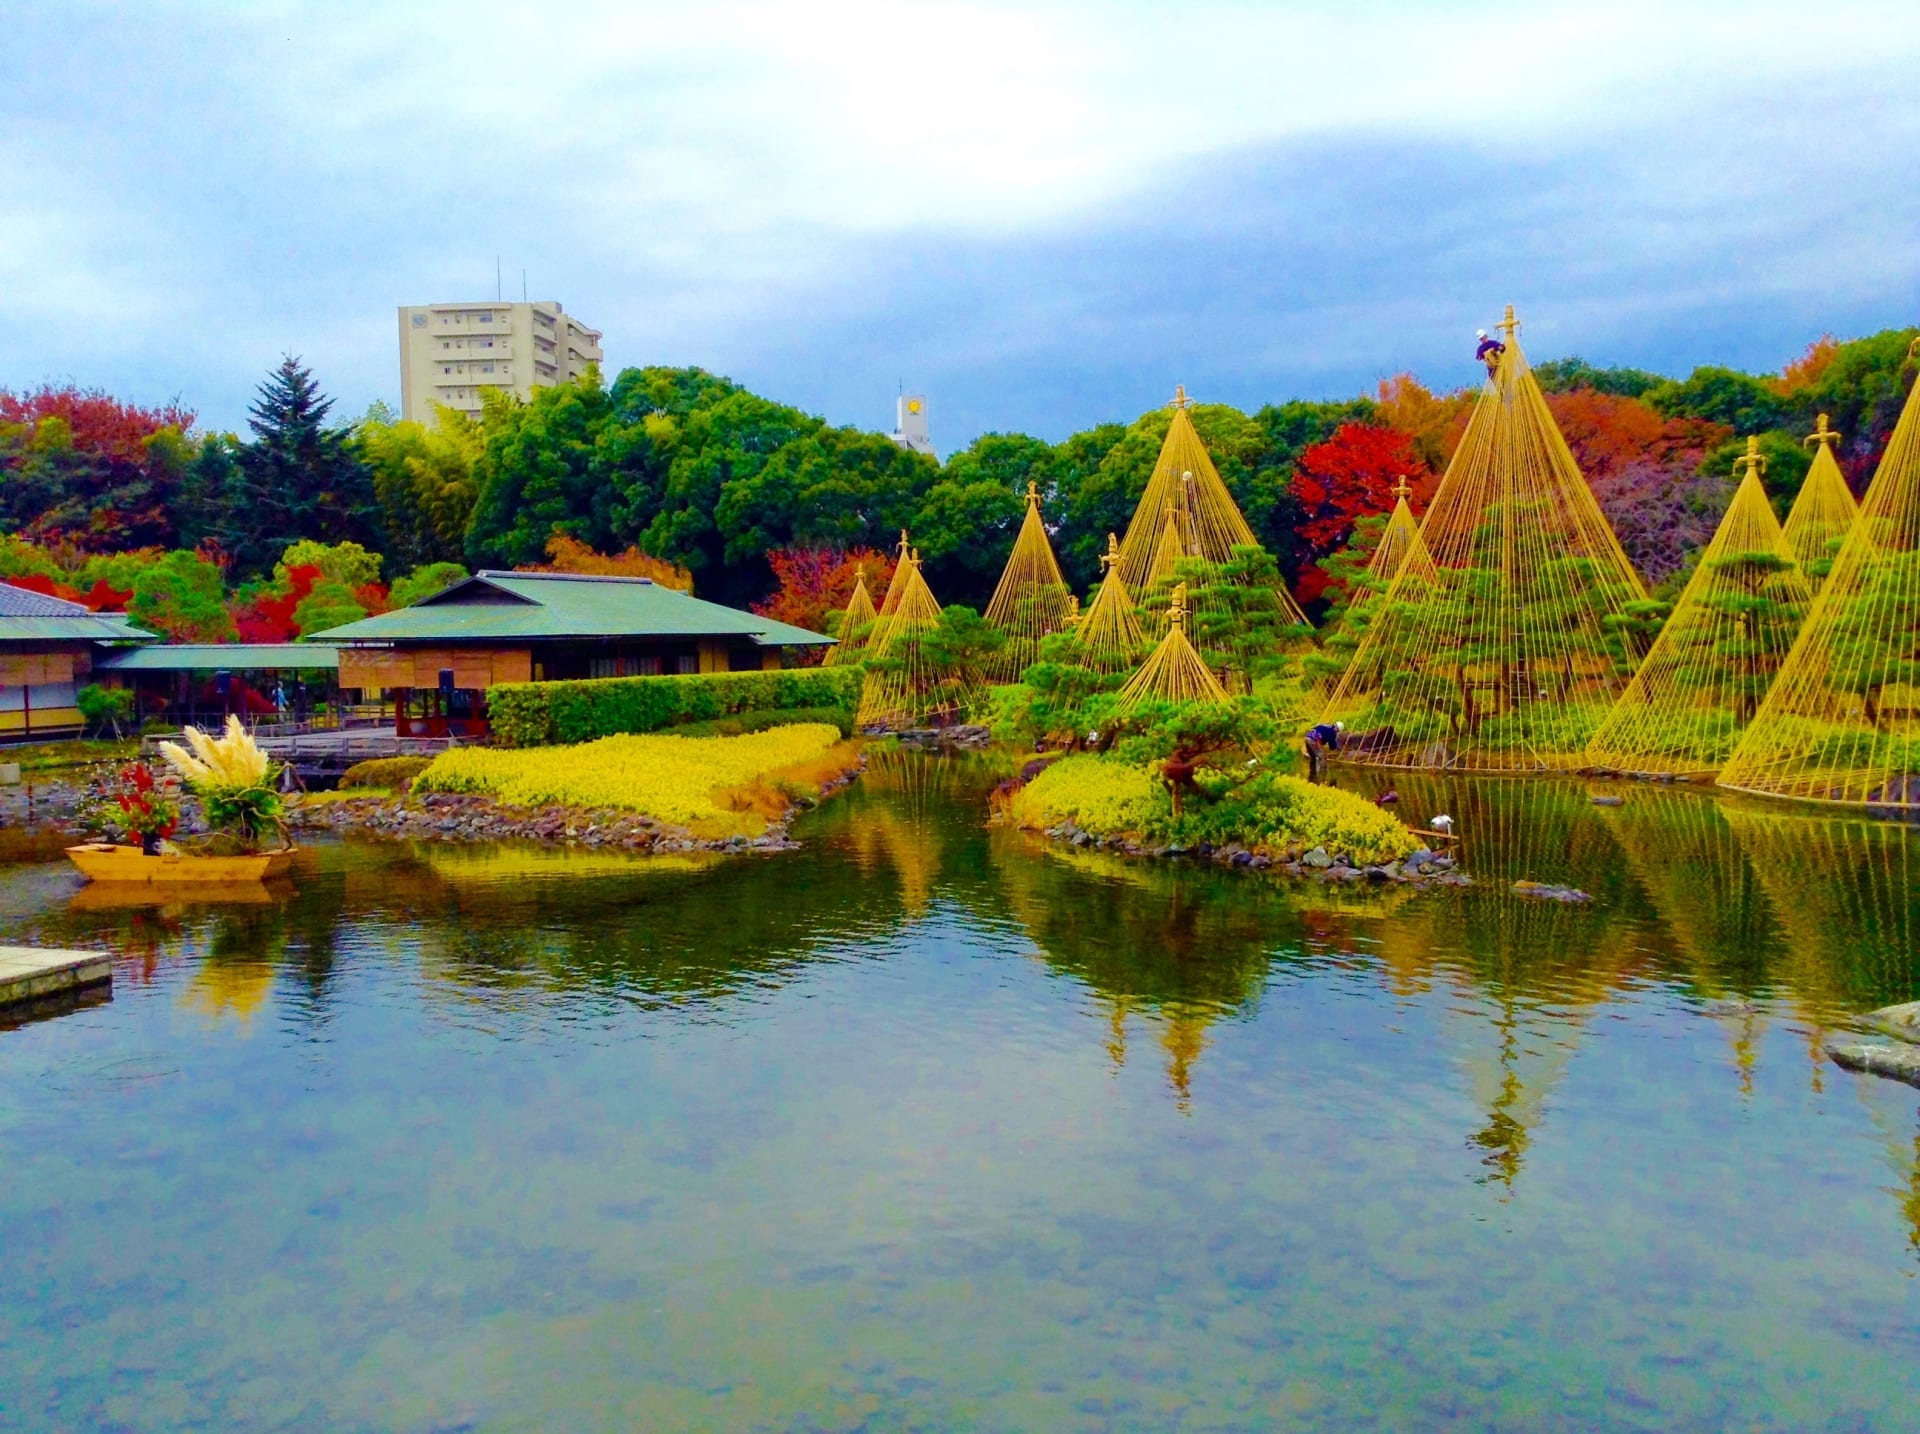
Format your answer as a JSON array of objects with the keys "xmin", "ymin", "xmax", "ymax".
[
  {"xmin": 312, "ymin": 571, "xmax": 832, "ymax": 737},
  {"xmin": 0, "ymin": 584, "xmax": 150, "ymax": 739},
  {"xmin": 94, "ymin": 643, "xmax": 343, "ymax": 728}
]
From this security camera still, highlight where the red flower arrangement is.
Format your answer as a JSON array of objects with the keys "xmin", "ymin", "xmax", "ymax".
[{"xmin": 111, "ymin": 762, "xmax": 181, "ymax": 853}]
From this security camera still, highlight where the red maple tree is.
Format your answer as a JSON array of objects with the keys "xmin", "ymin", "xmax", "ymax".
[
  {"xmin": 231, "ymin": 564, "xmax": 322, "ymax": 643},
  {"xmin": 753, "ymin": 547, "xmax": 897, "ymax": 643},
  {"xmin": 1288, "ymin": 423, "xmax": 1433, "ymax": 604},
  {"xmin": 0, "ymin": 385, "xmax": 195, "ymax": 462}
]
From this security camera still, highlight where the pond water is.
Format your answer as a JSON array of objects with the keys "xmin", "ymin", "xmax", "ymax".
[{"xmin": 2, "ymin": 753, "xmax": 1918, "ymax": 1430}]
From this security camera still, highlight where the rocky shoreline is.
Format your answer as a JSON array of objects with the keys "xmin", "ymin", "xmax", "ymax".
[
  {"xmin": 287, "ymin": 756, "xmax": 866, "ymax": 855},
  {"xmin": 0, "ymin": 757, "xmax": 866, "ymax": 858},
  {"xmin": 1032, "ymin": 818, "xmax": 1472, "ymax": 887}
]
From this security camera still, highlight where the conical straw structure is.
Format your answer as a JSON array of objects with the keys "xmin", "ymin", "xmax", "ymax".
[
  {"xmin": 1115, "ymin": 583, "xmax": 1229, "ymax": 712},
  {"xmin": 1308, "ymin": 477, "xmax": 1437, "ymax": 703},
  {"xmin": 1369, "ymin": 478, "xmax": 1437, "ymax": 589},
  {"xmin": 1782, "ymin": 414, "xmax": 1859, "ymax": 591},
  {"xmin": 1585, "ymin": 440, "xmax": 1812, "ymax": 777},
  {"xmin": 1719, "ymin": 344, "xmax": 1920, "ymax": 812},
  {"xmin": 864, "ymin": 529, "xmax": 914, "ymax": 650},
  {"xmin": 856, "ymin": 552, "xmax": 986, "ymax": 728},
  {"xmin": 1114, "ymin": 387, "xmax": 1310, "ymax": 629},
  {"xmin": 825, "ymin": 567, "xmax": 879, "ymax": 666},
  {"xmin": 983, "ymin": 481, "xmax": 1076, "ymax": 683},
  {"xmin": 1318, "ymin": 306, "xmax": 1649, "ymax": 770},
  {"xmin": 1077, "ymin": 533, "xmax": 1146, "ymax": 673}
]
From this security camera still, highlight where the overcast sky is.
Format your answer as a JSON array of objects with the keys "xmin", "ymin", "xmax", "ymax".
[{"xmin": 4, "ymin": 1, "xmax": 1918, "ymax": 450}]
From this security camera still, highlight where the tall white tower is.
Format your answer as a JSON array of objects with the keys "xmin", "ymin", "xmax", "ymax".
[{"xmin": 890, "ymin": 394, "xmax": 935, "ymax": 458}]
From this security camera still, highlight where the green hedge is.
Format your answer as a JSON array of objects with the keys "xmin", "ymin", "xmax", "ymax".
[{"xmin": 486, "ymin": 667, "xmax": 863, "ymax": 747}]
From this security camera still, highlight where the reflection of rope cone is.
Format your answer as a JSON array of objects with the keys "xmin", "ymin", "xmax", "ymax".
[
  {"xmin": 1722, "ymin": 806, "xmax": 1918, "ymax": 1016},
  {"xmin": 1603, "ymin": 786, "xmax": 1788, "ymax": 1094}
]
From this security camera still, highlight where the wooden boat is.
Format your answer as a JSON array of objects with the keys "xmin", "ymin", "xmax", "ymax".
[{"xmin": 66, "ymin": 842, "xmax": 297, "ymax": 885}]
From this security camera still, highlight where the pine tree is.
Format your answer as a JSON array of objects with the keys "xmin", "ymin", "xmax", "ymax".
[{"xmin": 218, "ymin": 356, "xmax": 382, "ymax": 577}]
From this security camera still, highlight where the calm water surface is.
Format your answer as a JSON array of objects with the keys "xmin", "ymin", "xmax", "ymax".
[{"xmin": 2, "ymin": 753, "xmax": 1918, "ymax": 1431}]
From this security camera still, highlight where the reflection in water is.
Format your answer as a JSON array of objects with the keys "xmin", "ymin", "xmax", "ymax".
[{"xmin": 4, "ymin": 760, "xmax": 1920, "ymax": 1426}]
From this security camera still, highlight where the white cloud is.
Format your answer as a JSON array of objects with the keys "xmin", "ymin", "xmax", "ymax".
[{"xmin": 220, "ymin": 0, "xmax": 1920, "ymax": 239}]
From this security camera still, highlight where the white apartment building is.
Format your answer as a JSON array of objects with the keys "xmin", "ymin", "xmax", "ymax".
[{"xmin": 397, "ymin": 300, "xmax": 604, "ymax": 424}]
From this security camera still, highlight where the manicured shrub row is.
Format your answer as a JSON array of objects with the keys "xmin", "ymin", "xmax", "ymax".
[{"xmin": 486, "ymin": 668, "xmax": 863, "ymax": 748}]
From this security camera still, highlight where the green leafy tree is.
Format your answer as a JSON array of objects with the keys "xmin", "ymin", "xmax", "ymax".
[
  {"xmin": 634, "ymin": 389, "xmax": 822, "ymax": 598},
  {"xmin": 128, "ymin": 549, "xmax": 235, "ymax": 641},
  {"xmin": 912, "ymin": 476, "xmax": 1023, "ymax": 603},
  {"xmin": 389, "ymin": 561, "xmax": 469, "ymax": 608},
  {"xmin": 1646, "ymin": 366, "xmax": 1791, "ymax": 433},
  {"xmin": 714, "ymin": 425, "xmax": 934, "ymax": 597},
  {"xmin": 275, "ymin": 538, "xmax": 382, "ymax": 589},
  {"xmin": 293, "ymin": 579, "xmax": 369, "ymax": 639},
  {"xmin": 1040, "ymin": 421, "xmax": 1130, "ymax": 590},
  {"xmin": 1532, "ymin": 357, "xmax": 1665, "ymax": 398},
  {"xmin": 465, "ymin": 372, "xmax": 614, "ymax": 567},
  {"xmin": 359, "ymin": 404, "xmax": 487, "ymax": 568}
]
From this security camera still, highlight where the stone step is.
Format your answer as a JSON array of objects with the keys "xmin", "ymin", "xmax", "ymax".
[{"xmin": 0, "ymin": 946, "xmax": 113, "ymax": 1009}]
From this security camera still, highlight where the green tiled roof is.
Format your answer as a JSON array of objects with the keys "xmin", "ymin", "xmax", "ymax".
[
  {"xmin": 0, "ymin": 584, "xmax": 152, "ymax": 643},
  {"xmin": 96, "ymin": 643, "xmax": 341, "ymax": 672},
  {"xmin": 310, "ymin": 572, "xmax": 833, "ymax": 647}
]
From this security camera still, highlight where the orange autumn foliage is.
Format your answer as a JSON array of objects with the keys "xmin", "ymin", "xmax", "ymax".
[
  {"xmin": 522, "ymin": 533, "xmax": 693, "ymax": 591},
  {"xmin": 1374, "ymin": 373, "xmax": 1475, "ymax": 472},
  {"xmin": 1777, "ymin": 333, "xmax": 1841, "ymax": 394}
]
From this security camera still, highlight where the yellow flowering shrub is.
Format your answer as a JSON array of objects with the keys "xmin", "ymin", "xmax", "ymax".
[
  {"xmin": 1007, "ymin": 753, "xmax": 1417, "ymax": 865},
  {"xmin": 1006, "ymin": 755, "xmax": 1165, "ymax": 838},
  {"xmin": 413, "ymin": 723, "xmax": 848, "ymax": 835}
]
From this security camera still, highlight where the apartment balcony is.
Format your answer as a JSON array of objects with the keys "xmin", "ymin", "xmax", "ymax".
[{"xmin": 427, "ymin": 319, "xmax": 513, "ymax": 338}]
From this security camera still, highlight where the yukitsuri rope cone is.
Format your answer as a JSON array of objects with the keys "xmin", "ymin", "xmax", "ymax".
[
  {"xmin": 1113, "ymin": 386, "xmax": 1310, "ymax": 631},
  {"xmin": 1317, "ymin": 307, "xmax": 1648, "ymax": 771},
  {"xmin": 855, "ymin": 551, "xmax": 985, "ymax": 728},
  {"xmin": 1076, "ymin": 533, "xmax": 1146, "ymax": 674},
  {"xmin": 1307, "ymin": 476, "xmax": 1439, "ymax": 703},
  {"xmin": 982, "ymin": 481, "xmax": 1077, "ymax": 683},
  {"xmin": 1584, "ymin": 439, "xmax": 1813, "ymax": 778},
  {"xmin": 1781, "ymin": 414, "xmax": 1859, "ymax": 591},
  {"xmin": 1114, "ymin": 583, "xmax": 1228, "ymax": 713},
  {"xmin": 1368, "ymin": 476, "xmax": 1438, "ymax": 589},
  {"xmin": 1719, "ymin": 344, "xmax": 1920, "ymax": 812},
  {"xmin": 824, "ymin": 567, "xmax": 879, "ymax": 667},
  {"xmin": 865, "ymin": 530, "xmax": 914, "ymax": 649}
]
